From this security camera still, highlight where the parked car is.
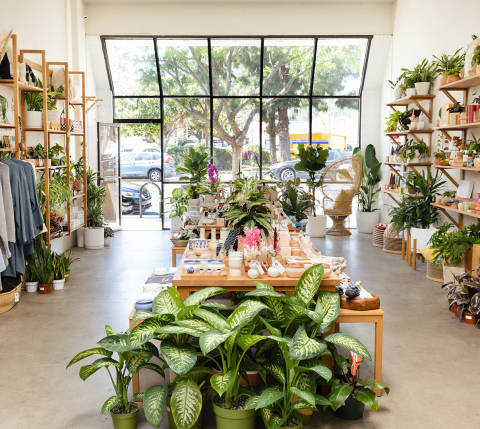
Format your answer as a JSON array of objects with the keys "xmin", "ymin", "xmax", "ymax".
[
  {"xmin": 121, "ymin": 151, "xmax": 175, "ymax": 181},
  {"xmin": 269, "ymin": 149, "xmax": 352, "ymax": 182},
  {"xmin": 121, "ymin": 182, "xmax": 152, "ymax": 214}
]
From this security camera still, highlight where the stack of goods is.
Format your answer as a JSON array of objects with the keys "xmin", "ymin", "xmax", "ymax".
[
  {"xmin": 383, "ymin": 222, "xmax": 403, "ymax": 254},
  {"xmin": 336, "ymin": 274, "xmax": 380, "ymax": 310},
  {"xmin": 436, "ymin": 193, "xmax": 480, "ymax": 215},
  {"xmin": 373, "ymin": 223, "xmax": 387, "ymax": 248}
]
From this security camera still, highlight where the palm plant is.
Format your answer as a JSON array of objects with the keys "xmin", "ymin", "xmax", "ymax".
[
  {"xmin": 52, "ymin": 250, "xmax": 77, "ymax": 281},
  {"xmin": 86, "ymin": 168, "xmax": 106, "ymax": 227},
  {"xmin": 354, "ymin": 144, "xmax": 381, "ymax": 212},
  {"xmin": 33, "ymin": 237, "xmax": 54, "ymax": 284},
  {"xmin": 433, "ymin": 48, "xmax": 465, "ymax": 76},
  {"xmin": 177, "ymin": 146, "xmax": 209, "ymax": 199},
  {"xmin": 278, "ymin": 180, "xmax": 313, "ymax": 222},
  {"xmin": 405, "ymin": 168, "xmax": 446, "ymax": 200},
  {"xmin": 244, "ymin": 265, "xmax": 372, "ymax": 428}
]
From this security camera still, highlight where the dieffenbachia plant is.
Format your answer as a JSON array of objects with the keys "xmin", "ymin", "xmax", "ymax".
[{"xmin": 243, "ymin": 265, "xmax": 372, "ymax": 428}]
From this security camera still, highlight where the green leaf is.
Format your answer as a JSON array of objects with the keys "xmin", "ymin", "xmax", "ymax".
[
  {"xmin": 289, "ymin": 325, "xmax": 327, "ymax": 360},
  {"xmin": 299, "ymin": 361, "xmax": 332, "ymax": 382},
  {"xmin": 354, "ymin": 387, "xmax": 378, "ymax": 411},
  {"xmin": 244, "ymin": 387, "xmax": 284, "ymax": 410},
  {"xmin": 328, "ymin": 383, "xmax": 353, "ymax": 411},
  {"xmin": 176, "ymin": 366, "xmax": 213, "ymax": 383},
  {"xmin": 315, "ymin": 394, "xmax": 331, "ymax": 406},
  {"xmin": 132, "ymin": 310, "xmax": 155, "ymax": 324},
  {"xmin": 66, "ymin": 347, "xmax": 112, "ymax": 368},
  {"xmin": 160, "ymin": 342, "xmax": 197, "ymax": 375},
  {"xmin": 227, "ymin": 300, "xmax": 268, "ymax": 330},
  {"xmin": 294, "ymin": 264, "xmax": 324, "ymax": 306},
  {"xmin": 153, "ymin": 289, "xmax": 179, "ymax": 316},
  {"xmin": 263, "ymin": 362, "xmax": 286, "ymax": 385},
  {"xmin": 155, "ymin": 325, "xmax": 202, "ymax": 337},
  {"xmin": 98, "ymin": 334, "xmax": 132, "ymax": 352},
  {"xmin": 139, "ymin": 362, "xmax": 165, "ymax": 377},
  {"xmin": 264, "ymin": 297, "xmax": 286, "ymax": 322},
  {"xmin": 126, "ymin": 353, "xmax": 146, "ymax": 374},
  {"xmin": 291, "ymin": 386, "xmax": 315, "ymax": 406},
  {"xmin": 101, "ymin": 395, "xmax": 119, "ymax": 414},
  {"xmin": 199, "ymin": 329, "xmax": 234, "ymax": 355},
  {"xmin": 324, "ymin": 333, "xmax": 372, "ymax": 361},
  {"xmin": 317, "ymin": 291, "xmax": 340, "ymax": 333},
  {"xmin": 292, "ymin": 304, "xmax": 323, "ymax": 324},
  {"xmin": 130, "ymin": 316, "xmax": 167, "ymax": 346},
  {"xmin": 245, "ymin": 289, "xmax": 285, "ymax": 298},
  {"xmin": 293, "ymin": 372, "xmax": 316, "ymax": 392},
  {"xmin": 136, "ymin": 341, "xmax": 160, "ymax": 359},
  {"xmin": 171, "ymin": 379, "xmax": 202, "ymax": 429},
  {"xmin": 144, "ymin": 385, "xmax": 168, "ymax": 427},
  {"xmin": 193, "ymin": 308, "xmax": 229, "ymax": 331},
  {"xmin": 79, "ymin": 357, "xmax": 120, "ymax": 381},
  {"xmin": 291, "ymin": 400, "xmax": 316, "ymax": 411},
  {"xmin": 259, "ymin": 316, "xmax": 282, "ymax": 337},
  {"xmin": 255, "ymin": 281, "xmax": 274, "ymax": 291},
  {"xmin": 174, "ymin": 319, "xmax": 213, "ymax": 333},
  {"xmin": 167, "ymin": 286, "xmax": 185, "ymax": 314},
  {"xmin": 105, "ymin": 325, "xmax": 115, "ymax": 336},
  {"xmin": 237, "ymin": 334, "xmax": 265, "ymax": 352},
  {"xmin": 210, "ymin": 369, "xmax": 235, "ymax": 397},
  {"xmin": 357, "ymin": 378, "xmax": 390, "ymax": 394},
  {"xmin": 184, "ymin": 287, "xmax": 226, "ymax": 306}
]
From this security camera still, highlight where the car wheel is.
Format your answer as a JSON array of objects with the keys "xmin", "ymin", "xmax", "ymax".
[
  {"xmin": 148, "ymin": 168, "xmax": 161, "ymax": 182},
  {"xmin": 280, "ymin": 168, "xmax": 296, "ymax": 182}
]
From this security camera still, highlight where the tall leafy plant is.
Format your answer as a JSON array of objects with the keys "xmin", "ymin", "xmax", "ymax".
[
  {"xmin": 169, "ymin": 187, "xmax": 188, "ymax": 219},
  {"xmin": 86, "ymin": 168, "xmax": 106, "ymax": 228},
  {"xmin": 294, "ymin": 144, "xmax": 329, "ymax": 216},
  {"xmin": 177, "ymin": 146, "xmax": 209, "ymax": 199},
  {"xmin": 433, "ymin": 48, "xmax": 465, "ymax": 76},
  {"xmin": 278, "ymin": 179, "xmax": 313, "ymax": 222},
  {"xmin": 32, "ymin": 237, "xmax": 54, "ymax": 284},
  {"xmin": 353, "ymin": 144, "xmax": 381, "ymax": 212}
]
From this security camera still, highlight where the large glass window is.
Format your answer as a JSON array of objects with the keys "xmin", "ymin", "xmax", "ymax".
[{"xmin": 103, "ymin": 36, "xmax": 370, "ymax": 226}]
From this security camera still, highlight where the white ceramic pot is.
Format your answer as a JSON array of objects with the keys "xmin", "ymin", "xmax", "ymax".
[
  {"xmin": 394, "ymin": 84, "xmax": 403, "ymax": 100},
  {"xmin": 25, "ymin": 281, "xmax": 38, "ymax": 293},
  {"xmin": 84, "ymin": 227, "xmax": 105, "ymax": 249},
  {"xmin": 356, "ymin": 211, "xmax": 380, "ymax": 234},
  {"xmin": 228, "ymin": 251, "xmax": 243, "ymax": 276},
  {"xmin": 53, "ymin": 278, "xmax": 65, "ymax": 290},
  {"xmin": 406, "ymin": 87, "xmax": 416, "ymax": 97},
  {"xmin": 104, "ymin": 237, "xmax": 112, "ymax": 247},
  {"xmin": 410, "ymin": 227, "xmax": 435, "ymax": 252},
  {"xmin": 47, "ymin": 109, "xmax": 59, "ymax": 125},
  {"xmin": 170, "ymin": 216, "xmax": 183, "ymax": 232},
  {"xmin": 414, "ymin": 82, "xmax": 430, "ymax": 95},
  {"xmin": 77, "ymin": 227, "xmax": 84, "ymax": 248},
  {"xmin": 26, "ymin": 110, "xmax": 43, "ymax": 128},
  {"xmin": 306, "ymin": 215, "xmax": 326, "ymax": 238},
  {"xmin": 443, "ymin": 264, "xmax": 464, "ymax": 284},
  {"xmin": 188, "ymin": 198, "xmax": 200, "ymax": 211}
]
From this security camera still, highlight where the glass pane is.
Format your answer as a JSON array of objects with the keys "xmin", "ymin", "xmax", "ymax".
[
  {"xmin": 114, "ymin": 98, "xmax": 160, "ymax": 120},
  {"xmin": 262, "ymin": 98, "xmax": 309, "ymax": 181},
  {"xmin": 213, "ymin": 98, "xmax": 260, "ymax": 181},
  {"xmin": 211, "ymin": 39, "xmax": 261, "ymax": 96},
  {"xmin": 157, "ymin": 39, "xmax": 209, "ymax": 95},
  {"xmin": 262, "ymin": 39, "xmax": 314, "ymax": 96},
  {"xmin": 313, "ymin": 38, "xmax": 368, "ymax": 96},
  {"xmin": 312, "ymin": 98, "xmax": 359, "ymax": 156},
  {"xmin": 105, "ymin": 39, "xmax": 159, "ymax": 96},
  {"xmin": 164, "ymin": 98, "xmax": 210, "ymax": 181}
]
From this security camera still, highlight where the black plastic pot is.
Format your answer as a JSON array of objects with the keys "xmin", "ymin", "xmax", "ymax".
[{"xmin": 335, "ymin": 395, "xmax": 365, "ymax": 420}]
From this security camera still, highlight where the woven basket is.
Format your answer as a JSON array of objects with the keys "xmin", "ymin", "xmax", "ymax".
[
  {"xmin": 372, "ymin": 227, "xmax": 385, "ymax": 248},
  {"xmin": 0, "ymin": 280, "xmax": 22, "ymax": 315},
  {"xmin": 426, "ymin": 261, "xmax": 444, "ymax": 283},
  {"xmin": 383, "ymin": 236, "xmax": 402, "ymax": 254},
  {"xmin": 170, "ymin": 239, "xmax": 188, "ymax": 247}
]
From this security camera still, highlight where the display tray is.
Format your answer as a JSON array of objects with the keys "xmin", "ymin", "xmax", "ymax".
[
  {"xmin": 341, "ymin": 293, "xmax": 380, "ymax": 311},
  {"xmin": 182, "ymin": 268, "xmax": 228, "ymax": 278}
]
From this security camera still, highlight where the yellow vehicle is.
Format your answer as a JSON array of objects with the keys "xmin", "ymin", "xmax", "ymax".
[{"xmin": 289, "ymin": 133, "xmax": 347, "ymax": 159}]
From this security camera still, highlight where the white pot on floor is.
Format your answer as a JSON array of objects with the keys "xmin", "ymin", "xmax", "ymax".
[
  {"xmin": 53, "ymin": 279, "xmax": 65, "ymax": 290},
  {"xmin": 443, "ymin": 264, "xmax": 464, "ymax": 284},
  {"xmin": 170, "ymin": 216, "xmax": 183, "ymax": 232},
  {"xmin": 414, "ymin": 82, "xmax": 430, "ymax": 95},
  {"xmin": 306, "ymin": 215, "xmax": 326, "ymax": 238},
  {"xmin": 77, "ymin": 227, "xmax": 84, "ymax": 248},
  {"xmin": 84, "ymin": 227, "xmax": 104, "ymax": 249},
  {"xmin": 25, "ymin": 281, "xmax": 38, "ymax": 293},
  {"xmin": 356, "ymin": 211, "xmax": 380, "ymax": 234},
  {"xmin": 104, "ymin": 237, "xmax": 112, "ymax": 247},
  {"xmin": 26, "ymin": 110, "xmax": 43, "ymax": 128}
]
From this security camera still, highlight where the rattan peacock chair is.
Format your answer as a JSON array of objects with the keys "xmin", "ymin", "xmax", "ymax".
[{"xmin": 320, "ymin": 156, "xmax": 362, "ymax": 236}]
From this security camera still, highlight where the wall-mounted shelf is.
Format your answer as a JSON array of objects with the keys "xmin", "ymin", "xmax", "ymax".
[
  {"xmin": 385, "ymin": 129, "xmax": 433, "ymax": 136},
  {"xmin": 439, "ymin": 74, "xmax": 480, "ymax": 91},
  {"xmin": 386, "ymin": 94, "xmax": 435, "ymax": 107},
  {"xmin": 430, "ymin": 202, "xmax": 480, "ymax": 228},
  {"xmin": 434, "ymin": 122, "xmax": 480, "ymax": 131}
]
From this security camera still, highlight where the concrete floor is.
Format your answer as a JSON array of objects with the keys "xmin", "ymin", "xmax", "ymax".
[{"xmin": 1, "ymin": 230, "xmax": 479, "ymax": 429}]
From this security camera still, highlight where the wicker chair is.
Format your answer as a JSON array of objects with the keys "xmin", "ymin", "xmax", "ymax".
[{"xmin": 320, "ymin": 157, "xmax": 362, "ymax": 236}]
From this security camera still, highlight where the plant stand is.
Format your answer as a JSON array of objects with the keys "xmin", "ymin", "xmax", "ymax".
[{"xmin": 326, "ymin": 215, "xmax": 350, "ymax": 236}]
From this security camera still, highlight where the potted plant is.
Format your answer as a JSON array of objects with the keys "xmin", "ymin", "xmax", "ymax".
[
  {"xmin": 278, "ymin": 178, "xmax": 313, "ymax": 227},
  {"xmin": 84, "ymin": 168, "xmax": 106, "ymax": 249},
  {"xmin": 399, "ymin": 139, "xmax": 428, "ymax": 163},
  {"xmin": 294, "ymin": 143, "xmax": 329, "ymax": 237},
  {"xmin": 33, "ymin": 237, "xmax": 54, "ymax": 294},
  {"xmin": 401, "ymin": 59, "xmax": 439, "ymax": 95},
  {"xmin": 25, "ymin": 255, "xmax": 39, "ymax": 293},
  {"xmin": 327, "ymin": 351, "xmax": 389, "ymax": 420},
  {"xmin": 104, "ymin": 227, "xmax": 114, "ymax": 247},
  {"xmin": 384, "ymin": 110, "xmax": 402, "ymax": 133},
  {"xmin": 49, "ymin": 143, "xmax": 64, "ymax": 166},
  {"xmin": 169, "ymin": 187, "xmax": 188, "ymax": 232},
  {"xmin": 353, "ymin": 144, "xmax": 381, "ymax": 234},
  {"xmin": 71, "ymin": 157, "xmax": 85, "ymax": 193},
  {"xmin": 434, "ymin": 150, "xmax": 447, "ymax": 166},
  {"xmin": 67, "ymin": 325, "xmax": 164, "ymax": 429},
  {"xmin": 224, "ymin": 175, "xmax": 273, "ymax": 237},
  {"xmin": 433, "ymin": 49, "xmax": 465, "ymax": 84},
  {"xmin": 24, "ymin": 80, "xmax": 63, "ymax": 128},
  {"xmin": 203, "ymin": 162, "xmax": 220, "ymax": 204},
  {"xmin": 52, "ymin": 250, "xmax": 76, "ymax": 290},
  {"xmin": 27, "ymin": 143, "xmax": 47, "ymax": 167},
  {"xmin": 447, "ymin": 103, "xmax": 465, "ymax": 125},
  {"xmin": 176, "ymin": 146, "xmax": 209, "ymax": 210},
  {"xmin": 244, "ymin": 266, "xmax": 372, "ymax": 428},
  {"xmin": 471, "ymin": 45, "xmax": 480, "ymax": 76}
]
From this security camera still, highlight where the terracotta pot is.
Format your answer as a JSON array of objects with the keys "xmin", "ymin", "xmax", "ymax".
[
  {"xmin": 434, "ymin": 157, "xmax": 441, "ymax": 166},
  {"xmin": 239, "ymin": 370, "xmax": 263, "ymax": 387},
  {"xmin": 460, "ymin": 67, "xmax": 465, "ymax": 78},
  {"xmin": 450, "ymin": 303, "xmax": 458, "ymax": 315},
  {"xmin": 464, "ymin": 312, "xmax": 477, "ymax": 325},
  {"xmin": 447, "ymin": 74, "xmax": 461, "ymax": 83},
  {"xmin": 38, "ymin": 283, "xmax": 52, "ymax": 294},
  {"xmin": 72, "ymin": 179, "xmax": 82, "ymax": 192},
  {"xmin": 440, "ymin": 73, "xmax": 448, "ymax": 86}
]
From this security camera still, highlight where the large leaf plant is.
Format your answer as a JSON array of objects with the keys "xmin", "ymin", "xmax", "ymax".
[
  {"xmin": 353, "ymin": 144, "xmax": 380, "ymax": 212},
  {"xmin": 176, "ymin": 146, "xmax": 209, "ymax": 199},
  {"xmin": 278, "ymin": 178, "xmax": 313, "ymax": 222},
  {"xmin": 243, "ymin": 265, "xmax": 372, "ymax": 428}
]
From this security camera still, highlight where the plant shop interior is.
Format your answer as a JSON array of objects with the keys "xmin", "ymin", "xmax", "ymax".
[{"xmin": 3, "ymin": 0, "xmax": 480, "ymax": 428}]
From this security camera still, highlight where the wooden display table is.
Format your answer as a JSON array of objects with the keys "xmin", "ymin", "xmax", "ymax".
[
  {"xmin": 171, "ymin": 246, "xmax": 186, "ymax": 267},
  {"xmin": 128, "ymin": 306, "xmax": 385, "ymax": 399}
]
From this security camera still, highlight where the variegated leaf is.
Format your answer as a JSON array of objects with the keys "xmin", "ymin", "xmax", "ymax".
[
  {"xmin": 152, "ymin": 290, "xmax": 178, "ymax": 316},
  {"xmin": 227, "ymin": 301, "xmax": 268, "ymax": 330},
  {"xmin": 237, "ymin": 334, "xmax": 265, "ymax": 352},
  {"xmin": 291, "ymin": 400, "xmax": 316, "ymax": 411},
  {"xmin": 199, "ymin": 329, "xmax": 234, "ymax": 355},
  {"xmin": 255, "ymin": 281, "xmax": 274, "ymax": 291},
  {"xmin": 79, "ymin": 357, "xmax": 119, "ymax": 381},
  {"xmin": 126, "ymin": 353, "xmax": 145, "ymax": 374},
  {"xmin": 262, "ymin": 362, "xmax": 285, "ymax": 385},
  {"xmin": 293, "ymin": 371, "xmax": 316, "ymax": 392},
  {"xmin": 155, "ymin": 325, "xmax": 202, "ymax": 337},
  {"xmin": 201, "ymin": 302, "xmax": 227, "ymax": 309},
  {"xmin": 324, "ymin": 333, "xmax": 371, "ymax": 360},
  {"xmin": 101, "ymin": 395, "xmax": 119, "ymax": 414},
  {"xmin": 244, "ymin": 387, "xmax": 283, "ymax": 410},
  {"xmin": 184, "ymin": 287, "xmax": 226, "ymax": 306},
  {"xmin": 317, "ymin": 291, "xmax": 340, "ymax": 333},
  {"xmin": 259, "ymin": 316, "xmax": 282, "ymax": 337},
  {"xmin": 135, "ymin": 341, "xmax": 160, "ymax": 359},
  {"xmin": 264, "ymin": 297, "xmax": 286, "ymax": 322},
  {"xmin": 129, "ymin": 316, "xmax": 167, "ymax": 346},
  {"xmin": 224, "ymin": 330, "xmax": 239, "ymax": 354},
  {"xmin": 66, "ymin": 347, "xmax": 112, "ymax": 368},
  {"xmin": 132, "ymin": 310, "xmax": 156, "ymax": 324},
  {"xmin": 174, "ymin": 319, "xmax": 213, "ymax": 332},
  {"xmin": 176, "ymin": 366, "xmax": 213, "ymax": 383},
  {"xmin": 167, "ymin": 286, "xmax": 185, "ymax": 315},
  {"xmin": 138, "ymin": 362, "xmax": 165, "ymax": 377},
  {"xmin": 144, "ymin": 384, "xmax": 168, "ymax": 427},
  {"xmin": 159, "ymin": 342, "xmax": 197, "ymax": 375},
  {"xmin": 289, "ymin": 325, "xmax": 326, "ymax": 361},
  {"xmin": 171, "ymin": 379, "xmax": 202, "ymax": 429},
  {"xmin": 105, "ymin": 325, "xmax": 115, "ymax": 336},
  {"xmin": 292, "ymin": 305, "xmax": 323, "ymax": 324},
  {"xmin": 298, "ymin": 361, "xmax": 332, "ymax": 382},
  {"xmin": 315, "ymin": 394, "xmax": 331, "ymax": 406},
  {"xmin": 98, "ymin": 334, "xmax": 132, "ymax": 352},
  {"xmin": 291, "ymin": 386, "xmax": 315, "ymax": 406},
  {"xmin": 193, "ymin": 308, "xmax": 229, "ymax": 331},
  {"xmin": 294, "ymin": 264, "xmax": 324, "ymax": 306},
  {"xmin": 245, "ymin": 289, "xmax": 285, "ymax": 298},
  {"xmin": 210, "ymin": 369, "xmax": 235, "ymax": 397}
]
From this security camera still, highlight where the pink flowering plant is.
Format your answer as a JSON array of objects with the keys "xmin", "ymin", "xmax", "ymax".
[
  {"xmin": 207, "ymin": 163, "xmax": 220, "ymax": 194},
  {"xmin": 238, "ymin": 226, "xmax": 262, "ymax": 250}
]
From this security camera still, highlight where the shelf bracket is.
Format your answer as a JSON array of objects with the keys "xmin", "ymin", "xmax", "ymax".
[
  {"xmin": 440, "ymin": 88, "xmax": 460, "ymax": 105},
  {"xmin": 387, "ymin": 164, "xmax": 403, "ymax": 179},
  {"xmin": 385, "ymin": 191, "xmax": 399, "ymax": 204},
  {"xmin": 438, "ymin": 207, "xmax": 461, "ymax": 229},
  {"xmin": 439, "ymin": 169, "xmax": 459, "ymax": 187},
  {"xmin": 412, "ymin": 99, "xmax": 432, "ymax": 121},
  {"xmin": 410, "ymin": 132, "xmax": 423, "ymax": 143},
  {"xmin": 440, "ymin": 129, "xmax": 452, "ymax": 139}
]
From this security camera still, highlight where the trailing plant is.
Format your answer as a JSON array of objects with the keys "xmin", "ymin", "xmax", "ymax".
[
  {"xmin": 169, "ymin": 187, "xmax": 188, "ymax": 219},
  {"xmin": 447, "ymin": 103, "xmax": 465, "ymax": 113},
  {"xmin": 353, "ymin": 144, "xmax": 381, "ymax": 212},
  {"xmin": 433, "ymin": 48, "xmax": 465, "ymax": 76},
  {"xmin": 278, "ymin": 179, "xmax": 313, "ymax": 222},
  {"xmin": 294, "ymin": 143, "xmax": 329, "ymax": 216},
  {"xmin": 399, "ymin": 139, "xmax": 428, "ymax": 162},
  {"xmin": 24, "ymin": 79, "xmax": 64, "ymax": 111},
  {"xmin": 327, "ymin": 350, "xmax": 389, "ymax": 412},
  {"xmin": 67, "ymin": 325, "xmax": 164, "ymax": 417},
  {"xmin": 32, "ymin": 237, "xmax": 54, "ymax": 284},
  {"xmin": 177, "ymin": 146, "xmax": 209, "ymax": 199},
  {"xmin": 28, "ymin": 143, "xmax": 47, "ymax": 159},
  {"xmin": 49, "ymin": 172, "xmax": 73, "ymax": 212},
  {"xmin": 384, "ymin": 110, "xmax": 402, "ymax": 132},
  {"xmin": 52, "ymin": 250, "xmax": 77, "ymax": 281},
  {"xmin": 86, "ymin": 168, "xmax": 106, "ymax": 228},
  {"xmin": 224, "ymin": 175, "xmax": 273, "ymax": 235},
  {"xmin": 244, "ymin": 266, "xmax": 372, "ymax": 428}
]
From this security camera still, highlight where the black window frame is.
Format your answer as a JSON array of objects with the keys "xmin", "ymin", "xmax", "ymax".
[{"xmin": 101, "ymin": 35, "xmax": 372, "ymax": 229}]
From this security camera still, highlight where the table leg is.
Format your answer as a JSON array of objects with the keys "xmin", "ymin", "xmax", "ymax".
[
  {"xmin": 129, "ymin": 317, "xmax": 141, "ymax": 401},
  {"xmin": 374, "ymin": 316, "xmax": 383, "ymax": 396},
  {"xmin": 172, "ymin": 251, "xmax": 176, "ymax": 267}
]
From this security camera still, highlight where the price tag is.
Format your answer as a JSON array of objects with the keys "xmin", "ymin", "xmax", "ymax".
[{"xmin": 14, "ymin": 292, "xmax": 19, "ymax": 303}]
